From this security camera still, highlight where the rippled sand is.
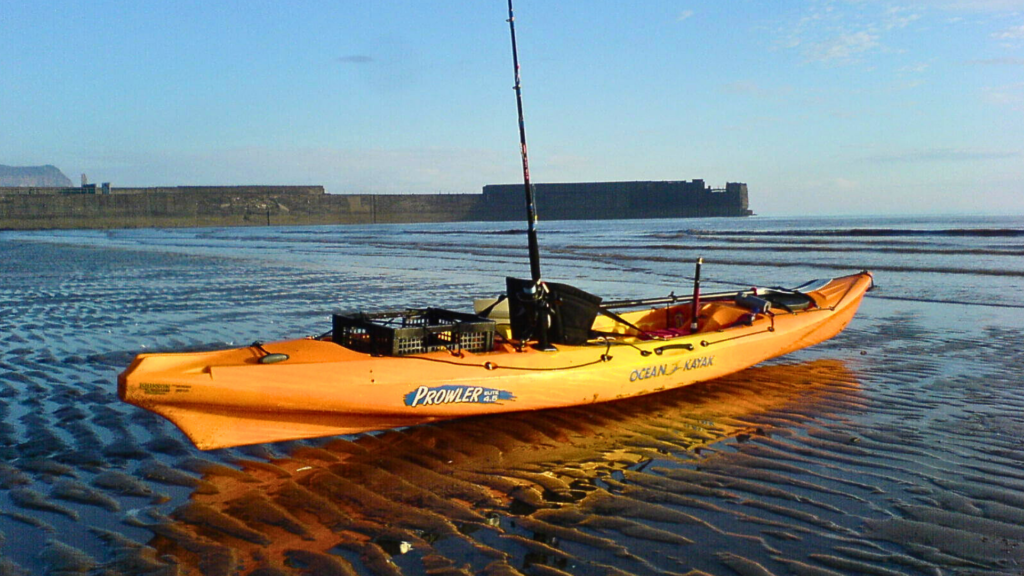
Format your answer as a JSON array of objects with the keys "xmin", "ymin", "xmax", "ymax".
[{"xmin": 2, "ymin": 227, "xmax": 1024, "ymax": 575}]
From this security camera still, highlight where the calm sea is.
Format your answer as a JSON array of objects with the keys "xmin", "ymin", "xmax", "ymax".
[{"xmin": 1, "ymin": 214, "xmax": 1023, "ymax": 575}]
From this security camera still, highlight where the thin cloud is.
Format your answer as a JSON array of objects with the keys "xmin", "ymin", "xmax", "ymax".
[
  {"xmin": 677, "ymin": 10, "xmax": 694, "ymax": 22},
  {"xmin": 865, "ymin": 147, "xmax": 1022, "ymax": 163},
  {"xmin": 898, "ymin": 62, "xmax": 931, "ymax": 73},
  {"xmin": 917, "ymin": 0, "xmax": 1024, "ymax": 11},
  {"xmin": 721, "ymin": 81, "xmax": 762, "ymax": 95},
  {"xmin": 336, "ymin": 55, "xmax": 375, "ymax": 64},
  {"xmin": 993, "ymin": 24, "xmax": 1024, "ymax": 39},
  {"xmin": 720, "ymin": 81, "xmax": 794, "ymax": 100},
  {"xmin": 807, "ymin": 31, "xmax": 880, "ymax": 62},
  {"xmin": 779, "ymin": 2, "xmax": 893, "ymax": 65},
  {"xmin": 982, "ymin": 82, "xmax": 1024, "ymax": 109},
  {"xmin": 883, "ymin": 7, "xmax": 922, "ymax": 30},
  {"xmin": 967, "ymin": 57, "xmax": 1024, "ymax": 65}
]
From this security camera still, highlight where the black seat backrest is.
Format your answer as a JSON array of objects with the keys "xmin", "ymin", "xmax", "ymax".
[
  {"xmin": 506, "ymin": 278, "xmax": 602, "ymax": 345},
  {"xmin": 546, "ymin": 281, "xmax": 603, "ymax": 345}
]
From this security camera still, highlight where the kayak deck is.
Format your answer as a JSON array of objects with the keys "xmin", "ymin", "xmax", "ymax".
[{"xmin": 119, "ymin": 272, "xmax": 873, "ymax": 449}]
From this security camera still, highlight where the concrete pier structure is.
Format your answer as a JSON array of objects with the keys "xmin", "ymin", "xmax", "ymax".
[{"xmin": 0, "ymin": 181, "xmax": 751, "ymax": 230}]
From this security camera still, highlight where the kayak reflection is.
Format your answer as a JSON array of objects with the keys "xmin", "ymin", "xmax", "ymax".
[{"xmin": 143, "ymin": 359, "xmax": 859, "ymax": 575}]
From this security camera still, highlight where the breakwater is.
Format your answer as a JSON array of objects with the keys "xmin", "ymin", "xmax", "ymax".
[
  {"xmin": 0, "ymin": 180, "xmax": 750, "ymax": 230},
  {"xmin": 485, "ymin": 180, "xmax": 750, "ymax": 220}
]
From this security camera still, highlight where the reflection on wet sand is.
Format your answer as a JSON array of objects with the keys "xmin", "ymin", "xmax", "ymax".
[{"xmin": 146, "ymin": 360, "xmax": 862, "ymax": 575}]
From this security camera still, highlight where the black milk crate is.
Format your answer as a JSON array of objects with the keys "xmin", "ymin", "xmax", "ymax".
[{"xmin": 332, "ymin": 308, "xmax": 496, "ymax": 356}]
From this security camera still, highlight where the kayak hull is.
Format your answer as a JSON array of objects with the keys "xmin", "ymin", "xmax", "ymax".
[{"xmin": 119, "ymin": 272, "xmax": 873, "ymax": 449}]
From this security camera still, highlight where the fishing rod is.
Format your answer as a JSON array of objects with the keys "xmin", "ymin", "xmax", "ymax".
[
  {"xmin": 602, "ymin": 289, "xmax": 751, "ymax": 310},
  {"xmin": 690, "ymin": 257, "xmax": 703, "ymax": 332},
  {"xmin": 506, "ymin": 0, "xmax": 542, "ymax": 283},
  {"xmin": 506, "ymin": 0, "xmax": 556, "ymax": 351}
]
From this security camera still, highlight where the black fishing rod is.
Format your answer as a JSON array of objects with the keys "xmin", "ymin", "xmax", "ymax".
[
  {"xmin": 506, "ymin": 0, "xmax": 556, "ymax": 351},
  {"xmin": 506, "ymin": 0, "xmax": 542, "ymax": 282},
  {"xmin": 690, "ymin": 257, "xmax": 703, "ymax": 332}
]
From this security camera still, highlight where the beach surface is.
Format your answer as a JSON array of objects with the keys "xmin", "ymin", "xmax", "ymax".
[{"xmin": 2, "ymin": 215, "xmax": 1023, "ymax": 575}]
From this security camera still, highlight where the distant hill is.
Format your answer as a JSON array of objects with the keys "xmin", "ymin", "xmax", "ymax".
[{"xmin": 0, "ymin": 164, "xmax": 74, "ymax": 187}]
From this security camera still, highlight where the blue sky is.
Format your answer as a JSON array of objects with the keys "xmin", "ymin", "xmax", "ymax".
[{"xmin": 2, "ymin": 1, "xmax": 1022, "ymax": 215}]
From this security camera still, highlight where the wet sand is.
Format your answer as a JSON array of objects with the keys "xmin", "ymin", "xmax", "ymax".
[{"xmin": 2, "ymin": 220, "xmax": 1024, "ymax": 575}]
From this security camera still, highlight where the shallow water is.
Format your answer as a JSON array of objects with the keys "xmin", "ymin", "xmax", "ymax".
[{"xmin": 2, "ymin": 215, "xmax": 1024, "ymax": 575}]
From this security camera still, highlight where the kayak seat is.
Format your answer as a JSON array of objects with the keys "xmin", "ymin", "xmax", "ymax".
[
  {"xmin": 699, "ymin": 302, "xmax": 758, "ymax": 332},
  {"xmin": 636, "ymin": 300, "xmax": 754, "ymax": 338}
]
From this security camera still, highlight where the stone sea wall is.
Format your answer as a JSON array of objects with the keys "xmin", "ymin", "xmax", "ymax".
[
  {"xmin": 0, "ymin": 182, "xmax": 751, "ymax": 230},
  {"xmin": 485, "ymin": 180, "xmax": 750, "ymax": 220},
  {"xmin": 0, "ymin": 186, "xmax": 483, "ymax": 229}
]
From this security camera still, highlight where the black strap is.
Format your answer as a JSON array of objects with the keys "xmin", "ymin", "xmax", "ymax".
[
  {"xmin": 478, "ymin": 294, "xmax": 508, "ymax": 318},
  {"xmin": 597, "ymin": 308, "xmax": 645, "ymax": 335}
]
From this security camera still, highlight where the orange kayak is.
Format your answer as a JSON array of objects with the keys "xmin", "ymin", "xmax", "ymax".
[{"xmin": 118, "ymin": 271, "xmax": 872, "ymax": 450}]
